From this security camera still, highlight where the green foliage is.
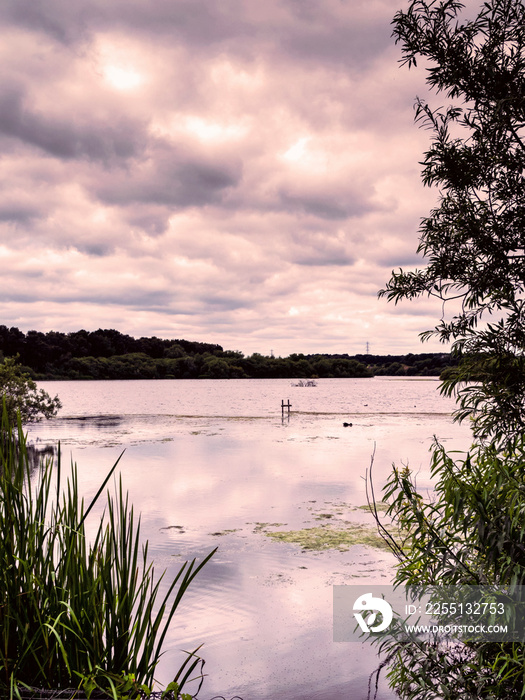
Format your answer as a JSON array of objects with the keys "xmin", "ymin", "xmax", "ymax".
[
  {"xmin": 0, "ymin": 356, "xmax": 61, "ymax": 423},
  {"xmin": 373, "ymin": 0, "xmax": 525, "ymax": 696},
  {"xmin": 0, "ymin": 325, "xmax": 462, "ymax": 380},
  {"xmin": 0, "ymin": 411, "xmax": 214, "ymax": 699},
  {"xmin": 372, "ymin": 441, "xmax": 525, "ymax": 698},
  {"xmin": 383, "ymin": 441, "xmax": 525, "ymax": 588},
  {"xmin": 380, "ymin": 0, "xmax": 525, "ymax": 447},
  {"xmin": 199, "ymin": 355, "xmax": 246, "ymax": 379},
  {"xmin": 440, "ymin": 349, "xmax": 525, "ymax": 445}
]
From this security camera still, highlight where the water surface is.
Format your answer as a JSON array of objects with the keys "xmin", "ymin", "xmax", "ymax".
[{"xmin": 28, "ymin": 378, "xmax": 472, "ymax": 700}]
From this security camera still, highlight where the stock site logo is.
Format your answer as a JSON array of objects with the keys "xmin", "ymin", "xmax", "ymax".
[{"xmin": 353, "ymin": 592, "xmax": 393, "ymax": 633}]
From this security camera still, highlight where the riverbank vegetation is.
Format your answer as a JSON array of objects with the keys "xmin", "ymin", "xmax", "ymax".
[
  {"xmin": 0, "ymin": 409, "xmax": 214, "ymax": 699},
  {"xmin": 0, "ymin": 356, "xmax": 61, "ymax": 422},
  {"xmin": 0, "ymin": 325, "xmax": 455, "ymax": 380},
  {"xmin": 376, "ymin": 0, "xmax": 525, "ymax": 697}
]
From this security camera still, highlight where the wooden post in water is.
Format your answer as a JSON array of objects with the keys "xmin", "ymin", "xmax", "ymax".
[{"xmin": 281, "ymin": 399, "xmax": 292, "ymax": 417}]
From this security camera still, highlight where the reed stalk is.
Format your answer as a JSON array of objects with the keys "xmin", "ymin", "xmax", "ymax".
[{"xmin": 0, "ymin": 409, "xmax": 214, "ymax": 699}]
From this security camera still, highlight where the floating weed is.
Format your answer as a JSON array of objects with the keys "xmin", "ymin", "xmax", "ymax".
[
  {"xmin": 247, "ymin": 500, "xmax": 397, "ymax": 553},
  {"xmin": 161, "ymin": 524, "xmax": 185, "ymax": 530},
  {"xmin": 209, "ymin": 528, "xmax": 241, "ymax": 536},
  {"xmin": 249, "ymin": 522, "xmax": 287, "ymax": 533},
  {"xmin": 358, "ymin": 502, "xmax": 389, "ymax": 513},
  {"xmin": 263, "ymin": 572, "xmax": 294, "ymax": 586},
  {"xmin": 264, "ymin": 524, "xmax": 393, "ymax": 552}
]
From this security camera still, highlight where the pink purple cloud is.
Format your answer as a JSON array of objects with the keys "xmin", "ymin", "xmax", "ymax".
[{"xmin": 0, "ymin": 0, "xmax": 446, "ymax": 355}]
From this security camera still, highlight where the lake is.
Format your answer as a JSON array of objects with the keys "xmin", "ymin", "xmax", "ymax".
[{"xmin": 28, "ymin": 377, "xmax": 472, "ymax": 700}]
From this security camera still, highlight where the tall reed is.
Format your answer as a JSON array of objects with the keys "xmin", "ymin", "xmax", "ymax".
[{"xmin": 0, "ymin": 409, "xmax": 215, "ymax": 699}]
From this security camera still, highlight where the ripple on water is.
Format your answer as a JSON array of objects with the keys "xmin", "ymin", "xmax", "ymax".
[{"xmin": 26, "ymin": 378, "xmax": 470, "ymax": 700}]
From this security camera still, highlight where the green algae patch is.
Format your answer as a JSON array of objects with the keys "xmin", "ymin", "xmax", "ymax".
[
  {"xmin": 264, "ymin": 523, "xmax": 392, "ymax": 552},
  {"xmin": 250, "ymin": 522, "xmax": 287, "ymax": 533},
  {"xmin": 358, "ymin": 502, "xmax": 390, "ymax": 513}
]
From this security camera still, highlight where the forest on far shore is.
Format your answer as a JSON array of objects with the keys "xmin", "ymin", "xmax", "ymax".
[{"xmin": 0, "ymin": 326, "xmax": 456, "ymax": 380}]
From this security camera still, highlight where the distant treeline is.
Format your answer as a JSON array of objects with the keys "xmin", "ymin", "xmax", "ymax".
[{"xmin": 0, "ymin": 326, "xmax": 456, "ymax": 380}]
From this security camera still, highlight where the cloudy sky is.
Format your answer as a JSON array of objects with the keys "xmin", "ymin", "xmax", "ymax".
[{"xmin": 0, "ymin": 0, "xmax": 450, "ymax": 357}]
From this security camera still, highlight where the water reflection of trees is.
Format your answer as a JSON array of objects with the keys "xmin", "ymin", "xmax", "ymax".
[
  {"xmin": 0, "ymin": 440, "xmax": 55, "ymax": 479},
  {"xmin": 27, "ymin": 442, "xmax": 55, "ymax": 474}
]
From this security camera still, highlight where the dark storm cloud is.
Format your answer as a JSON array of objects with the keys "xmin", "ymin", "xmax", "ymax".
[
  {"xmin": 277, "ymin": 0, "xmax": 392, "ymax": 68},
  {"xmin": 199, "ymin": 293, "xmax": 252, "ymax": 311},
  {"xmin": 93, "ymin": 142, "xmax": 243, "ymax": 209},
  {"xmin": 0, "ymin": 0, "xmax": 393, "ymax": 68},
  {"xmin": 124, "ymin": 207, "xmax": 173, "ymax": 236},
  {"xmin": 0, "ymin": 88, "xmax": 142, "ymax": 162},
  {"xmin": 0, "ymin": 275, "xmax": 173, "ymax": 307},
  {"xmin": 0, "ymin": 0, "xmax": 240, "ymax": 47},
  {"xmin": 278, "ymin": 188, "xmax": 374, "ymax": 221},
  {"xmin": 0, "ymin": 0, "xmax": 441, "ymax": 354},
  {"xmin": 0, "ymin": 0, "xmax": 88, "ymax": 45},
  {"xmin": 0, "ymin": 202, "xmax": 42, "ymax": 225}
]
